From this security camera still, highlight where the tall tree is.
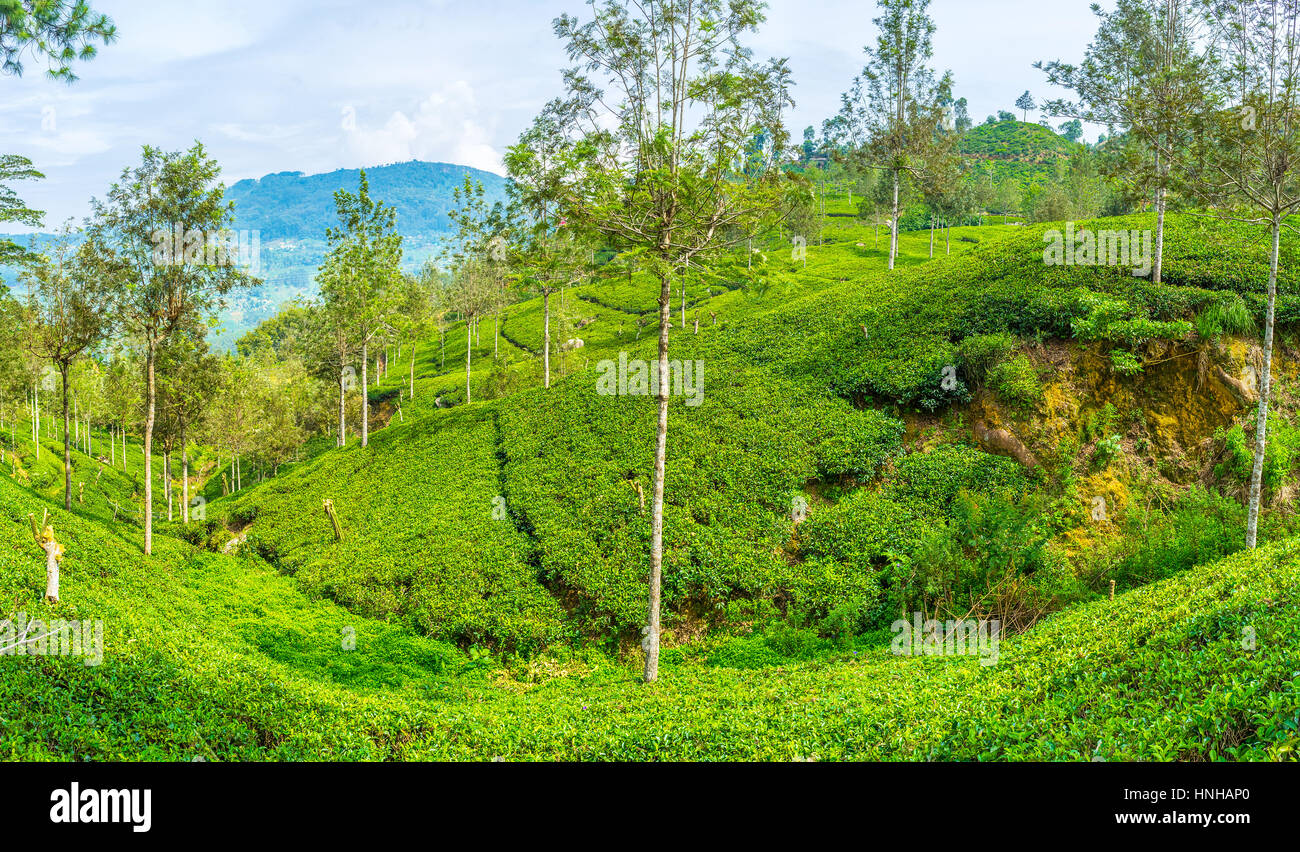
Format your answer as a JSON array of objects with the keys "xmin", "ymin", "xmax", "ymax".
[
  {"xmin": 445, "ymin": 255, "xmax": 495, "ymax": 403},
  {"xmin": 317, "ymin": 171, "xmax": 402, "ymax": 448},
  {"xmin": 1184, "ymin": 0, "xmax": 1300, "ymax": 547},
  {"xmin": 505, "ymin": 103, "xmax": 593, "ymax": 389},
  {"xmin": 827, "ymin": 0, "xmax": 953, "ymax": 270},
  {"xmin": 89, "ymin": 143, "xmax": 253, "ymax": 554},
  {"xmin": 20, "ymin": 223, "xmax": 112, "ymax": 510},
  {"xmin": 1037, "ymin": 0, "xmax": 1213, "ymax": 284},
  {"xmin": 550, "ymin": 0, "xmax": 792, "ymax": 682},
  {"xmin": 1015, "ymin": 89, "xmax": 1036, "ymax": 121}
]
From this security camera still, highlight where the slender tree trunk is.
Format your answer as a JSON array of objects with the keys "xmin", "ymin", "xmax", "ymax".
[
  {"xmin": 1153, "ymin": 184, "xmax": 1166, "ymax": 285},
  {"xmin": 361, "ymin": 341, "xmax": 370, "ymax": 448},
  {"xmin": 890, "ymin": 170, "xmax": 900, "ymax": 271},
  {"xmin": 61, "ymin": 363, "xmax": 71, "ymax": 511},
  {"xmin": 410, "ymin": 340, "xmax": 416, "ymax": 400},
  {"xmin": 644, "ymin": 271, "xmax": 672, "ymax": 684},
  {"xmin": 337, "ymin": 366, "xmax": 347, "ymax": 448},
  {"xmin": 929, "ymin": 215, "xmax": 935, "ymax": 258},
  {"xmin": 1246, "ymin": 217, "xmax": 1281, "ymax": 548},
  {"xmin": 466, "ymin": 318, "xmax": 473, "ymax": 403},
  {"xmin": 165, "ymin": 450, "xmax": 173, "ymax": 522},
  {"xmin": 182, "ymin": 426, "xmax": 189, "ymax": 524},
  {"xmin": 543, "ymin": 289, "xmax": 552, "ymax": 389},
  {"xmin": 144, "ymin": 342, "xmax": 156, "ymax": 555}
]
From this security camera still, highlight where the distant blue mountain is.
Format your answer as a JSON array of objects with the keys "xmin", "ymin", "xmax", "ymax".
[
  {"xmin": 225, "ymin": 160, "xmax": 508, "ymax": 241},
  {"xmin": 2, "ymin": 160, "xmax": 511, "ymax": 351}
]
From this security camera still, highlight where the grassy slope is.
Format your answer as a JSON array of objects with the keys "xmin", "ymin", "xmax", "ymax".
[
  {"xmin": 2, "ymin": 455, "xmax": 1296, "ymax": 759},
  {"xmin": 221, "ymin": 214, "xmax": 1300, "ymax": 651},
  {"xmin": 5, "ymin": 214, "xmax": 1300, "ymax": 760}
]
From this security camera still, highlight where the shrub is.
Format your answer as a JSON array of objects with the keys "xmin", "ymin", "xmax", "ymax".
[
  {"xmin": 987, "ymin": 354, "xmax": 1041, "ymax": 407},
  {"xmin": 957, "ymin": 332, "xmax": 1016, "ymax": 384},
  {"xmin": 1196, "ymin": 293, "xmax": 1256, "ymax": 340}
]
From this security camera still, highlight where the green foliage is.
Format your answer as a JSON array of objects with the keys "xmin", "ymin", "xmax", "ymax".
[
  {"xmin": 986, "ymin": 353, "xmax": 1041, "ymax": 407},
  {"xmin": 1108, "ymin": 348, "xmax": 1143, "ymax": 375},
  {"xmin": 1197, "ymin": 292, "xmax": 1257, "ymax": 340},
  {"xmin": 1092, "ymin": 434, "xmax": 1123, "ymax": 470}
]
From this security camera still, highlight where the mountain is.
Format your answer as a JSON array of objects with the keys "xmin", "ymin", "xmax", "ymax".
[
  {"xmin": 217, "ymin": 161, "xmax": 508, "ymax": 350},
  {"xmin": 225, "ymin": 160, "xmax": 508, "ymax": 243},
  {"xmin": 959, "ymin": 119, "xmax": 1081, "ymax": 190}
]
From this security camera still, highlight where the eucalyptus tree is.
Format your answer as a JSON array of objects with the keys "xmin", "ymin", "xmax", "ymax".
[
  {"xmin": 505, "ymin": 104, "xmax": 594, "ymax": 389},
  {"xmin": 1037, "ymin": 0, "xmax": 1214, "ymax": 284},
  {"xmin": 318, "ymin": 170, "xmax": 403, "ymax": 448},
  {"xmin": 88, "ymin": 143, "xmax": 254, "ymax": 554},
  {"xmin": 397, "ymin": 263, "xmax": 438, "ymax": 401},
  {"xmin": 827, "ymin": 0, "xmax": 954, "ymax": 270},
  {"xmin": 157, "ymin": 335, "xmax": 219, "ymax": 522},
  {"xmin": 446, "ymin": 255, "xmax": 495, "ymax": 403},
  {"xmin": 1181, "ymin": 0, "xmax": 1300, "ymax": 547},
  {"xmin": 548, "ymin": 0, "xmax": 793, "ymax": 683},
  {"xmin": 20, "ymin": 223, "xmax": 112, "ymax": 510}
]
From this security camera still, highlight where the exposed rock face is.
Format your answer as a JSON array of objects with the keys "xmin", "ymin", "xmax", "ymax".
[{"xmin": 560, "ymin": 338, "xmax": 585, "ymax": 352}]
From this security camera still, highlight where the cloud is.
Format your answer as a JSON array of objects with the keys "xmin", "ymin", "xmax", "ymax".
[{"xmin": 343, "ymin": 81, "xmax": 504, "ymax": 174}]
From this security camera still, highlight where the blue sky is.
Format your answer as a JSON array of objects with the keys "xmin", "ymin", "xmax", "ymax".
[{"xmin": 1, "ymin": 0, "xmax": 1109, "ymax": 231}]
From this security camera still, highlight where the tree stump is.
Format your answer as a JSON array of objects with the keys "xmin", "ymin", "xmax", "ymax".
[
  {"xmin": 28, "ymin": 510, "xmax": 63, "ymax": 604},
  {"xmin": 323, "ymin": 499, "xmax": 343, "ymax": 542}
]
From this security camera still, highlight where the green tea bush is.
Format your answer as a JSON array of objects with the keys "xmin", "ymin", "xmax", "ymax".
[{"xmin": 986, "ymin": 354, "xmax": 1041, "ymax": 407}]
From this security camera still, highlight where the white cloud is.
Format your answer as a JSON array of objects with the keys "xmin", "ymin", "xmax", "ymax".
[{"xmin": 343, "ymin": 82, "xmax": 504, "ymax": 174}]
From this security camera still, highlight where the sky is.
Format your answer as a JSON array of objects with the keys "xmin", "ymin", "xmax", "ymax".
[{"xmin": 0, "ymin": 0, "xmax": 1113, "ymax": 232}]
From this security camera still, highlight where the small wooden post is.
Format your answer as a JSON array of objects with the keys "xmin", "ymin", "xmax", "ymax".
[{"xmin": 1109, "ymin": 580, "xmax": 1115, "ymax": 601}]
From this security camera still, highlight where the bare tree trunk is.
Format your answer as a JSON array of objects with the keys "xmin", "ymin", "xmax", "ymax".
[
  {"xmin": 410, "ymin": 341, "xmax": 416, "ymax": 400},
  {"xmin": 361, "ymin": 341, "xmax": 370, "ymax": 448},
  {"xmin": 144, "ymin": 342, "xmax": 156, "ymax": 556},
  {"xmin": 889, "ymin": 170, "xmax": 900, "ymax": 271},
  {"xmin": 644, "ymin": 272, "xmax": 672, "ymax": 684},
  {"xmin": 61, "ymin": 363, "xmax": 71, "ymax": 511},
  {"xmin": 165, "ymin": 450, "xmax": 173, "ymax": 522},
  {"xmin": 543, "ymin": 289, "xmax": 551, "ymax": 389},
  {"xmin": 337, "ymin": 367, "xmax": 346, "ymax": 448},
  {"xmin": 1246, "ymin": 217, "xmax": 1280, "ymax": 548},
  {"xmin": 1153, "ymin": 184, "xmax": 1166, "ymax": 284},
  {"xmin": 43, "ymin": 542, "xmax": 59, "ymax": 603},
  {"xmin": 182, "ymin": 426, "xmax": 189, "ymax": 524},
  {"xmin": 466, "ymin": 320, "xmax": 473, "ymax": 404}
]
